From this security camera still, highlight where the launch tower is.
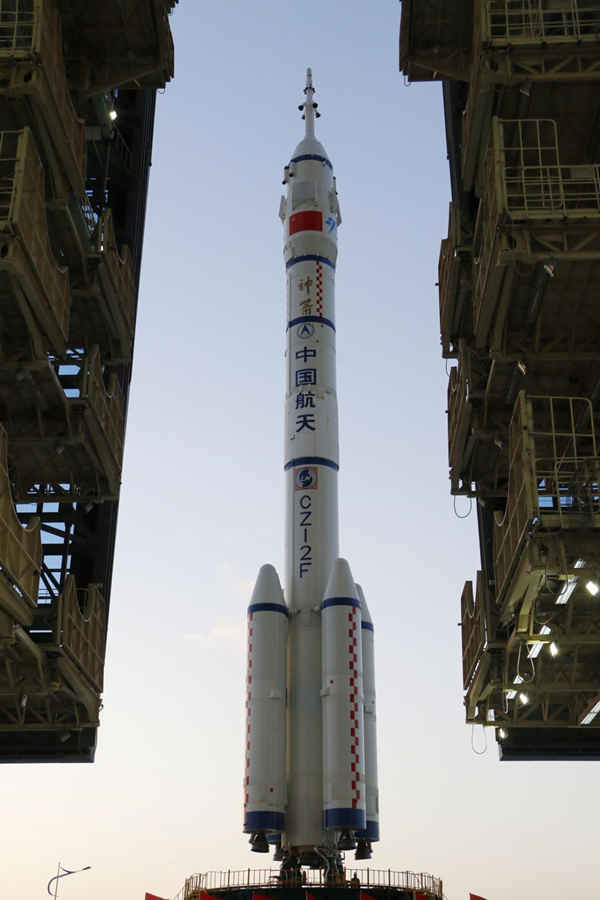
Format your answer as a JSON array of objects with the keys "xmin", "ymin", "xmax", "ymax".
[
  {"xmin": 400, "ymin": 0, "xmax": 600, "ymax": 760},
  {"xmin": 0, "ymin": 0, "xmax": 178, "ymax": 762}
]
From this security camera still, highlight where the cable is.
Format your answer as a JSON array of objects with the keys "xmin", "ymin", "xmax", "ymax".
[
  {"xmin": 514, "ymin": 641, "xmax": 535, "ymax": 684},
  {"xmin": 471, "ymin": 723, "xmax": 487, "ymax": 755},
  {"xmin": 453, "ymin": 494, "xmax": 472, "ymax": 519}
]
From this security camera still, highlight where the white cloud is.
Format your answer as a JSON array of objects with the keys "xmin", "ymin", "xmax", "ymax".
[{"xmin": 184, "ymin": 616, "xmax": 245, "ymax": 648}]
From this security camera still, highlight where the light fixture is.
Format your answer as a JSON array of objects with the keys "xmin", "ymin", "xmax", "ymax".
[
  {"xmin": 556, "ymin": 558, "xmax": 586, "ymax": 605},
  {"xmin": 528, "ymin": 625, "xmax": 551, "ymax": 659},
  {"xmin": 556, "ymin": 576, "xmax": 576, "ymax": 605},
  {"xmin": 519, "ymin": 692, "xmax": 529, "ymax": 705},
  {"xmin": 506, "ymin": 674, "xmax": 523, "ymax": 701},
  {"xmin": 498, "ymin": 728, "xmax": 507, "ymax": 739},
  {"xmin": 108, "ymin": 109, "xmax": 118, "ymax": 121},
  {"xmin": 586, "ymin": 580, "xmax": 599, "ymax": 596},
  {"xmin": 581, "ymin": 699, "xmax": 600, "ymax": 725},
  {"xmin": 549, "ymin": 642, "xmax": 559, "ymax": 657}
]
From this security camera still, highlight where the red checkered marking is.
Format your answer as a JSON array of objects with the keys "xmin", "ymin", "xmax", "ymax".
[
  {"xmin": 347, "ymin": 605, "xmax": 362, "ymax": 812},
  {"xmin": 244, "ymin": 612, "xmax": 254, "ymax": 811},
  {"xmin": 316, "ymin": 260, "xmax": 324, "ymax": 317}
]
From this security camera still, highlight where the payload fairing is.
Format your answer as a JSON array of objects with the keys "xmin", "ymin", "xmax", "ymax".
[{"xmin": 243, "ymin": 70, "xmax": 379, "ymax": 873}]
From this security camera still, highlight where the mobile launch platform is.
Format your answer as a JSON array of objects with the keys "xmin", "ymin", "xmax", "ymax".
[{"xmin": 173, "ymin": 868, "xmax": 443, "ymax": 900}]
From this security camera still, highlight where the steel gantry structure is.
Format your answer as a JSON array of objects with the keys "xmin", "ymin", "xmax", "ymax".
[
  {"xmin": 400, "ymin": 0, "xmax": 600, "ymax": 760},
  {"xmin": 0, "ymin": 0, "xmax": 177, "ymax": 762}
]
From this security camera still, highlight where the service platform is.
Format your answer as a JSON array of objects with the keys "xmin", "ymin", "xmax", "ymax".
[{"xmin": 172, "ymin": 869, "xmax": 443, "ymax": 900}]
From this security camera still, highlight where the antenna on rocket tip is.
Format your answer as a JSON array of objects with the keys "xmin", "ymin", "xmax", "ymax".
[{"xmin": 298, "ymin": 66, "xmax": 320, "ymax": 137}]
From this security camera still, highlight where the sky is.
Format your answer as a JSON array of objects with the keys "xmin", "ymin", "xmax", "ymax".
[{"xmin": 2, "ymin": 3, "xmax": 597, "ymax": 899}]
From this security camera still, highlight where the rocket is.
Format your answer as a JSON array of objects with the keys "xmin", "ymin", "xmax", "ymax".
[{"xmin": 243, "ymin": 70, "xmax": 379, "ymax": 873}]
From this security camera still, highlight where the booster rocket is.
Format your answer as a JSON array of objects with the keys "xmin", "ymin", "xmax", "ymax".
[{"xmin": 243, "ymin": 70, "xmax": 379, "ymax": 873}]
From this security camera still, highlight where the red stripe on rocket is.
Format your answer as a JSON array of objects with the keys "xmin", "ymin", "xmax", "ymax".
[{"xmin": 289, "ymin": 210, "xmax": 323, "ymax": 234}]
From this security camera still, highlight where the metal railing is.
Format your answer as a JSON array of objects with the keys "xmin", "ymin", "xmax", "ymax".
[
  {"xmin": 13, "ymin": 128, "xmax": 70, "ymax": 336},
  {"xmin": 0, "ymin": 423, "xmax": 40, "ymax": 613},
  {"xmin": 494, "ymin": 394, "xmax": 534, "ymax": 602},
  {"xmin": 56, "ymin": 576, "xmax": 105, "ymax": 692},
  {"xmin": 92, "ymin": 209, "xmax": 136, "ymax": 340},
  {"xmin": 484, "ymin": 0, "xmax": 600, "ymax": 44},
  {"xmin": 80, "ymin": 347, "xmax": 125, "ymax": 470},
  {"xmin": 461, "ymin": 572, "xmax": 487, "ymax": 690},
  {"xmin": 448, "ymin": 361, "xmax": 470, "ymax": 475},
  {"xmin": 0, "ymin": 1, "xmax": 34, "ymax": 51},
  {"xmin": 494, "ymin": 394, "xmax": 600, "ymax": 601},
  {"xmin": 473, "ymin": 117, "xmax": 600, "ymax": 341},
  {"xmin": 447, "ymin": 342, "xmax": 479, "ymax": 493},
  {"xmin": 0, "ymin": 129, "xmax": 20, "ymax": 220},
  {"xmin": 0, "ymin": 0, "xmax": 85, "ymax": 193},
  {"xmin": 438, "ymin": 237, "xmax": 455, "ymax": 354},
  {"xmin": 490, "ymin": 118, "xmax": 600, "ymax": 217},
  {"xmin": 175, "ymin": 868, "xmax": 443, "ymax": 899},
  {"xmin": 503, "ymin": 162, "xmax": 600, "ymax": 216},
  {"xmin": 438, "ymin": 202, "xmax": 470, "ymax": 357},
  {"xmin": 0, "ymin": 127, "xmax": 70, "ymax": 344}
]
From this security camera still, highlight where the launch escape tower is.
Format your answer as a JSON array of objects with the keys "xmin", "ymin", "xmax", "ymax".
[
  {"xmin": 0, "ymin": 0, "xmax": 177, "ymax": 762},
  {"xmin": 400, "ymin": 0, "xmax": 600, "ymax": 759}
]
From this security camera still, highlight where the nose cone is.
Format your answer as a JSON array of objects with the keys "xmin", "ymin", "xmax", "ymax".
[
  {"xmin": 249, "ymin": 564, "xmax": 284, "ymax": 607},
  {"xmin": 355, "ymin": 584, "xmax": 372, "ymax": 627},
  {"xmin": 323, "ymin": 557, "xmax": 358, "ymax": 601},
  {"xmin": 291, "ymin": 134, "xmax": 329, "ymax": 162}
]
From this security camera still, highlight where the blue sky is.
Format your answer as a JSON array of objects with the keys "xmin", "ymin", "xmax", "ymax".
[{"xmin": 2, "ymin": 3, "xmax": 596, "ymax": 899}]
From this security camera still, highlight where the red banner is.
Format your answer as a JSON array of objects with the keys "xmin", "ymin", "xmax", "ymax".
[
  {"xmin": 289, "ymin": 210, "xmax": 323, "ymax": 235},
  {"xmin": 360, "ymin": 892, "xmax": 377, "ymax": 900},
  {"xmin": 470, "ymin": 894, "xmax": 488, "ymax": 900},
  {"xmin": 416, "ymin": 894, "xmax": 430, "ymax": 900},
  {"xmin": 145, "ymin": 894, "xmax": 169, "ymax": 900},
  {"xmin": 253, "ymin": 893, "xmax": 274, "ymax": 900}
]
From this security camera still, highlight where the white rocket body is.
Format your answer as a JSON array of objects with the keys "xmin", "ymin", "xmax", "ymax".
[
  {"xmin": 244, "ymin": 565, "xmax": 288, "ymax": 835},
  {"xmin": 243, "ymin": 70, "xmax": 379, "ymax": 863},
  {"xmin": 356, "ymin": 585, "xmax": 379, "ymax": 842}
]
